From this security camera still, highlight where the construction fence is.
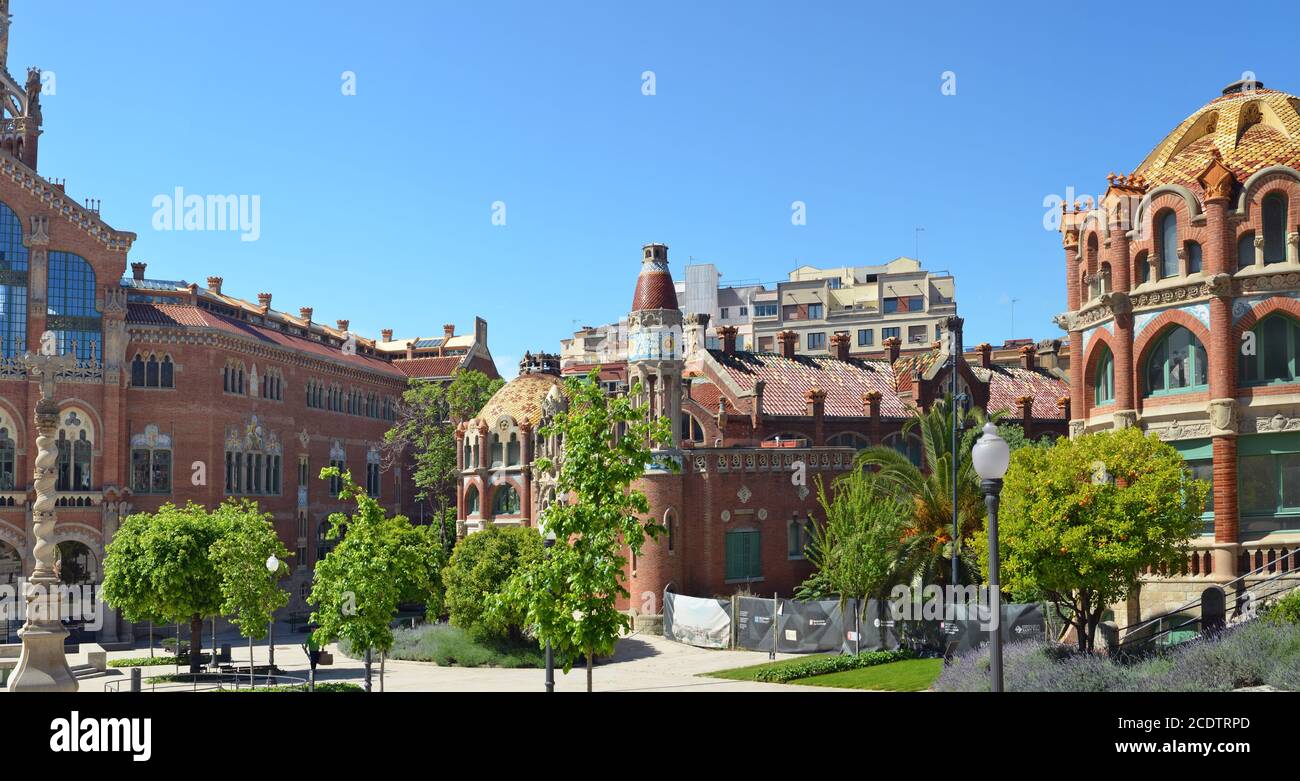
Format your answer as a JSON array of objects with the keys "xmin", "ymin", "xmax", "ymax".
[{"xmin": 663, "ymin": 591, "xmax": 1047, "ymax": 656}]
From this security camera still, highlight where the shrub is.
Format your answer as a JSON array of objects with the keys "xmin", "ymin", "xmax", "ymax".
[
  {"xmin": 935, "ymin": 619, "xmax": 1300, "ymax": 692},
  {"xmin": 340, "ymin": 622, "xmax": 544, "ymax": 668},
  {"xmin": 1264, "ymin": 590, "xmax": 1300, "ymax": 625},
  {"xmin": 754, "ymin": 650, "xmax": 915, "ymax": 683},
  {"xmin": 443, "ymin": 525, "xmax": 543, "ymax": 642}
]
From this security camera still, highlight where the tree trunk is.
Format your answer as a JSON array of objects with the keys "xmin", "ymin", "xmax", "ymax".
[
  {"xmin": 364, "ymin": 647, "xmax": 373, "ymax": 692},
  {"xmin": 189, "ymin": 614, "xmax": 203, "ymax": 675},
  {"xmin": 586, "ymin": 650, "xmax": 593, "ymax": 693},
  {"xmin": 249, "ymin": 635, "xmax": 255, "ymax": 685}
]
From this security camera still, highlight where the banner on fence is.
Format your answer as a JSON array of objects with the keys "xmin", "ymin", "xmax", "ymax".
[
  {"xmin": 842, "ymin": 599, "xmax": 902, "ymax": 653},
  {"xmin": 777, "ymin": 598, "xmax": 843, "ymax": 653},
  {"xmin": 734, "ymin": 596, "xmax": 776, "ymax": 652},
  {"xmin": 663, "ymin": 592, "xmax": 731, "ymax": 649}
]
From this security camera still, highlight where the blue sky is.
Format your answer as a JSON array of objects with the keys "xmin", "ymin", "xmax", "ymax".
[{"xmin": 17, "ymin": 0, "xmax": 1300, "ymax": 377}]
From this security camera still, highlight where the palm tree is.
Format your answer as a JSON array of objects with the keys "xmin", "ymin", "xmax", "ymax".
[{"xmin": 853, "ymin": 394, "xmax": 994, "ymax": 587}]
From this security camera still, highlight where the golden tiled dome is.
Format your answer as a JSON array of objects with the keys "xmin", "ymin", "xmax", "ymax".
[
  {"xmin": 1134, "ymin": 82, "xmax": 1300, "ymax": 195},
  {"xmin": 477, "ymin": 372, "xmax": 563, "ymax": 427}
]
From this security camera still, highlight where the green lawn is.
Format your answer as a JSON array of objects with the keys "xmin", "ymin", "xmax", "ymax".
[
  {"xmin": 796, "ymin": 658, "xmax": 942, "ymax": 691},
  {"xmin": 706, "ymin": 654, "xmax": 942, "ymax": 691}
]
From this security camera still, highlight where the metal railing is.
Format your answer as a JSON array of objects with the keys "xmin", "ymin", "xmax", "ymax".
[
  {"xmin": 1112, "ymin": 548, "xmax": 1300, "ymax": 658},
  {"xmin": 103, "ymin": 671, "xmax": 308, "ymax": 693}
]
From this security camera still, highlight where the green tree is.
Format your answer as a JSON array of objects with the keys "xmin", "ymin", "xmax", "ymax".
[
  {"xmin": 101, "ymin": 502, "xmax": 231, "ymax": 675},
  {"xmin": 497, "ymin": 370, "xmax": 675, "ymax": 691},
  {"xmin": 976, "ymin": 427, "xmax": 1207, "ymax": 652},
  {"xmin": 799, "ymin": 469, "xmax": 913, "ymax": 645},
  {"xmin": 853, "ymin": 395, "xmax": 990, "ymax": 585},
  {"xmin": 384, "ymin": 369, "xmax": 503, "ymax": 550},
  {"xmin": 308, "ymin": 467, "xmax": 445, "ymax": 691},
  {"xmin": 209, "ymin": 500, "xmax": 291, "ymax": 679},
  {"xmin": 444, "ymin": 524, "xmax": 543, "ymax": 642}
]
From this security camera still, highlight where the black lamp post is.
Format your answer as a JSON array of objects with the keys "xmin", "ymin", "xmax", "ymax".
[
  {"xmin": 543, "ymin": 534, "xmax": 555, "ymax": 693},
  {"xmin": 971, "ymin": 422, "xmax": 1010, "ymax": 692}
]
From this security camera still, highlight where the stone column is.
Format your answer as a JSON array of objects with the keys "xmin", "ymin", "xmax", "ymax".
[{"xmin": 9, "ymin": 362, "xmax": 78, "ymax": 691}]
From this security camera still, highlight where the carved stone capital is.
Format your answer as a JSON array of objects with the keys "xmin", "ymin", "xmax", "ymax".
[
  {"xmin": 1255, "ymin": 235, "xmax": 1266, "ymax": 249},
  {"xmin": 1112, "ymin": 410, "xmax": 1138, "ymax": 430},
  {"xmin": 1063, "ymin": 228, "xmax": 1079, "ymax": 249},
  {"xmin": 1101, "ymin": 291, "xmax": 1132, "ymax": 315},
  {"xmin": 1208, "ymin": 398, "xmax": 1238, "ymax": 436},
  {"xmin": 1207, "ymin": 272, "xmax": 1234, "ymax": 298},
  {"xmin": 1068, "ymin": 420, "xmax": 1085, "ymax": 439}
]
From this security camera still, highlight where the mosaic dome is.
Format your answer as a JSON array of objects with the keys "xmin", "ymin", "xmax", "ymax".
[
  {"xmin": 476, "ymin": 372, "xmax": 563, "ymax": 428},
  {"xmin": 1133, "ymin": 80, "xmax": 1300, "ymax": 195}
]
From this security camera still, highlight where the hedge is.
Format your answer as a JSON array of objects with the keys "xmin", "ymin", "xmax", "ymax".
[{"xmin": 754, "ymin": 649, "xmax": 917, "ymax": 683}]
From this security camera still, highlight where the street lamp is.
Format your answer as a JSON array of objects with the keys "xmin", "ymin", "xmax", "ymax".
[
  {"xmin": 266, "ymin": 554, "xmax": 280, "ymax": 672},
  {"xmin": 971, "ymin": 422, "xmax": 1010, "ymax": 692},
  {"xmin": 542, "ymin": 533, "xmax": 556, "ymax": 693}
]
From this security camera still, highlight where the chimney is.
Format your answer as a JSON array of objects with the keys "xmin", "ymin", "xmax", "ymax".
[
  {"xmin": 187, "ymin": 282, "xmax": 199, "ymax": 306},
  {"xmin": 751, "ymin": 379, "xmax": 765, "ymax": 429},
  {"xmin": 299, "ymin": 307, "xmax": 313, "ymax": 325},
  {"xmin": 977, "ymin": 342, "xmax": 993, "ymax": 369},
  {"xmin": 257, "ymin": 292, "xmax": 272, "ymax": 313},
  {"xmin": 131, "ymin": 262, "xmax": 146, "ymax": 281},
  {"xmin": 1036, "ymin": 339, "xmax": 1062, "ymax": 372},
  {"xmin": 806, "ymin": 386, "xmax": 826, "ymax": 445},
  {"xmin": 381, "ymin": 329, "xmax": 393, "ymax": 343},
  {"xmin": 336, "ymin": 319, "xmax": 350, "ymax": 333},
  {"xmin": 407, "ymin": 337, "xmax": 418, "ymax": 360},
  {"xmin": 883, "ymin": 336, "xmax": 901, "ymax": 364},
  {"xmin": 1016, "ymin": 395, "xmax": 1034, "ymax": 422},
  {"xmin": 1019, "ymin": 344, "xmax": 1036, "ymax": 370},
  {"xmin": 863, "ymin": 390, "xmax": 882, "ymax": 420},
  {"xmin": 830, "ymin": 332, "xmax": 851, "ymax": 361},
  {"xmin": 778, "ymin": 330, "xmax": 798, "ymax": 359},
  {"xmin": 443, "ymin": 323, "xmax": 456, "ymax": 339},
  {"xmin": 717, "ymin": 325, "xmax": 738, "ymax": 355},
  {"xmin": 1057, "ymin": 395, "xmax": 1070, "ymax": 422},
  {"xmin": 207, "ymin": 276, "xmax": 223, "ymax": 294}
]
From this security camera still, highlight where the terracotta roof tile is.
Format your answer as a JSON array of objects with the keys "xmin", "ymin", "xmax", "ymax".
[
  {"xmin": 126, "ymin": 303, "xmax": 404, "ymax": 378},
  {"xmin": 707, "ymin": 350, "xmax": 908, "ymax": 417},
  {"xmin": 393, "ymin": 356, "xmax": 463, "ymax": 380},
  {"xmin": 478, "ymin": 373, "xmax": 563, "ymax": 427}
]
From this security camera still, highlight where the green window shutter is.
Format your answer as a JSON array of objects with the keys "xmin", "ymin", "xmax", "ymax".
[{"xmin": 726, "ymin": 530, "xmax": 762, "ymax": 581}]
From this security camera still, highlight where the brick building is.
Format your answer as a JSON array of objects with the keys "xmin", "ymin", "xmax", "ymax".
[
  {"xmin": 458, "ymin": 244, "xmax": 1066, "ymax": 614},
  {"xmin": 0, "ymin": 8, "xmax": 495, "ymax": 647},
  {"xmin": 1058, "ymin": 79, "xmax": 1300, "ymax": 624}
]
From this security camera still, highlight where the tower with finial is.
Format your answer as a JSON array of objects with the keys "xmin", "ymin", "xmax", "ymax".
[
  {"xmin": 0, "ymin": 1, "xmax": 41, "ymax": 169},
  {"xmin": 627, "ymin": 243, "xmax": 685, "ymax": 448}
]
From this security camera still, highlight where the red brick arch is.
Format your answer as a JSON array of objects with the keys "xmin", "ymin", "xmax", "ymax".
[
  {"xmin": 1240, "ymin": 175, "xmax": 1300, "ymax": 224},
  {"xmin": 1132, "ymin": 308, "xmax": 1212, "ymax": 395},
  {"xmin": 1233, "ymin": 296, "xmax": 1300, "ymax": 340},
  {"xmin": 1132, "ymin": 190, "xmax": 1205, "ymax": 263},
  {"xmin": 485, "ymin": 476, "xmax": 525, "ymax": 519},
  {"xmin": 1081, "ymin": 327, "xmax": 1119, "ymax": 417}
]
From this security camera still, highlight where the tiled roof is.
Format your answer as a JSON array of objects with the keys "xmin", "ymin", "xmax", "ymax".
[
  {"xmin": 393, "ymin": 356, "xmax": 463, "ymax": 379},
  {"xmin": 981, "ymin": 366, "xmax": 1068, "ymax": 420},
  {"xmin": 121, "ymin": 277, "xmax": 189, "ymax": 291},
  {"xmin": 688, "ymin": 381, "xmax": 740, "ymax": 414},
  {"xmin": 478, "ymin": 372, "xmax": 563, "ymax": 427},
  {"xmin": 126, "ymin": 303, "xmax": 404, "ymax": 378},
  {"xmin": 707, "ymin": 350, "xmax": 909, "ymax": 417},
  {"xmin": 1135, "ymin": 87, "xmax": 1300, "ymax": 194}
]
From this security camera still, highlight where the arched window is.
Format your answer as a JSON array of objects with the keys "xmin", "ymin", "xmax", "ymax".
[
  {"xmin": 680, "ymin": 414, "xmax": 705, "ymax": 444},
  {"xmin": 826, "ymin": 431, "xmax": 870, "ymax": 451},
  {"xmin": 133, "ymin": 353, "xmax": 175, "ymax": 388},
  {"xmin": 1144, "ymin": 326, "xmax": 1207, "ymax": 395},
  {"xmin": 1240, "ymin": 314, "xmax": 1300, "ymax": 385},
  {"xmin": 47, "ymin": 251, "xmax": 102, "ymax": 360},
  {"xmin": 130, "ymin": 425, "xmax": 172, "ymax": 494},
  {"xmin": 0, "ymin": 426, "xmax": 14, "ymax": 490},
  {"xmin": 161, "ymin": 356, "xmax": 174, "ymax": 388},
  {"xmin": 1158, "ymin": 211, "xmax": 1179, "ymax": 278},
  {"xmin": 506, "ymin": 432, "xmax": 521, "ymax": 466},
  {"xmin": 1239, "ymin": 232, "xmax": 1256, "ymax": 270},
  {"xmin": 883, "ymin": 431, "xmax": 923, "ymax": 467},
  {"xmin": 55, "ymin": 541, "xmax": 97, "ymax": 586},
  {"xmin": 1186, "ymin": 242, "xmax": 1203, "ymax": 274},
  {"xmin": 56, "ymin": 429, "xmax": 93, "ymax": 491},
  {"xmin": 146, "ymin": 354, "xmax": 160, "ymax": 387},
  {"xmin": 465, "ymin": 484, "xmax": 480, "ymax": 516},
  {"xmin": 0, "ymin": 539, "xmax": 19, "ymax": 586},
  {"xmin": 1094, "ymin": 345, "xmax": 1114, "ymax": 405},
  {"xmin": 490, "ymin": 433, "xmax": 504, "ymax": 468},
  {"xmin": 1135, "ymin": 251, "xmax": 1149, "ymax": 284},
  {"xmin": 1097, "ymin": 262, "xmax": 1112, "ymax": 295},
  {"xmin": 1263, "ymin": 193, "xmax": 1289, "ymax": 264},
  {"xmin": 223, "ymin": 416, "xmax": 282, "ymax": 496},
  {"xmin": 0, "ymin": 200, "xmax": 29, "ymax": 358},
  {"xmin": 491, "ymin": 484, "xmax": 520, "ymax": 517},
  {"xmin": 131, "ymin": 354, "xmax": 145, "ymax": 387}
]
